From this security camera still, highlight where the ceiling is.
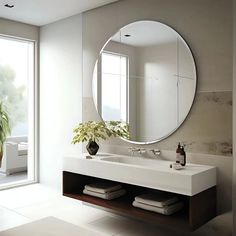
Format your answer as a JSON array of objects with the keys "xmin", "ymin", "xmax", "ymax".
[
  {"xmin": 112, "ymin": 21, "xmax": 178, "ymax": 47},
  {"xmin": 0, "ymin": 0, "xmax": 118, "ymax": 26}
]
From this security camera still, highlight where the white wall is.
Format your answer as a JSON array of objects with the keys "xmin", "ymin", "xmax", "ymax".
[
  {"xmin": 135, "ymin": 42, "xmax": 178, "ymax": 141},
  {"xmin": 40, "ymin": 14, "xmax": 82, "ymax": 190},
  {"xmin": 135, "ymin": 41, "xmax": 195, "ymax": 141}
]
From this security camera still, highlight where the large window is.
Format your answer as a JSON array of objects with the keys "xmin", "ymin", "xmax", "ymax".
[
  {"xmin": 0, "ymin": 35, "xmax": 36, "ymax": 187},
  {"xmin": 101, "ymin": 52, "xmax": 128, "ymax": 122}
]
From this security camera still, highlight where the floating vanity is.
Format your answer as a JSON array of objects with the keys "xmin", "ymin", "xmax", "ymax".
[{"xmin": 63, "ymin": 153, "xmax": 216, "ymax": 232}]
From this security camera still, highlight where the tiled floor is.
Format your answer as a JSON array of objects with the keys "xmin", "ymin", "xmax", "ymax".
[{"xmin": 0, "ymin": 184, "xmax": 232, "ymax": 235}]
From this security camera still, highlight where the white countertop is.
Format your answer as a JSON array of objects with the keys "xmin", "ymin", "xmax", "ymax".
[{"xmin": 63, "ymin": 153, "xmax": 216, "ymax": 196}]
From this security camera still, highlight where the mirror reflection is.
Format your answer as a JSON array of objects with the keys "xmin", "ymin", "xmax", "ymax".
[{"xmin": 93, "ymin": 21, "xmax": 197, "ymax": 144}]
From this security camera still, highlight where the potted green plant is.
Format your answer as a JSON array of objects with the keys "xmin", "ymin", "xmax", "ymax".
[
  {"xmin": 72, "ymin": 121, "xmax": 130, "ymax": 155},
  {"xmin": 0, "ymin": 102, "xmax": 11, "ymax": 167}
]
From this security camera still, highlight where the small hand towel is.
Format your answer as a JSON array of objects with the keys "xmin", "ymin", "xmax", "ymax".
[
  {"xmin": 135, "ymin": 193, "xmax": 179, "ymax": 207},
  {"xmin": 85, "ymin": 182, "xmax": 122, "ymax": 194},
  {"xmin": 83, "ymin": 188, "xmax": 126, "ymax": 200},
  {"xmin": 132, "ymin": 200, "xmax": 184, "ymax": 215}
]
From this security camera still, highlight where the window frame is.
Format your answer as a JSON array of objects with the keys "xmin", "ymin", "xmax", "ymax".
[{"xmin": 0, "ymin": 34, "xmax": 39, "ymax": 190}]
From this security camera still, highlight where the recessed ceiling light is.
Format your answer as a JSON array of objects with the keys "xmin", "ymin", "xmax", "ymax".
[
  {"xmin": 124, "ymin": 34, "xmax": 131, "ymax": 37},
  {"xmin": 4, "ymin": 4, "xmax": 14, "ymax": 8}
]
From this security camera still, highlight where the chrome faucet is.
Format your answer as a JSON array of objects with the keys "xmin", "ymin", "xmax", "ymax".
[
  {"xmin": 149, "ymin": 149, "xmax": 161, "ymax": 156},
  {"xmin": 128, "ymin": 147, "xmax": 139, "ymax": 155},
  {"xmin": 139, "ymin": 148, "xmax": 146, "ymax": 154},
  {"xmin": 128, "ymin": 147, "xmax": 146, "ymax": 155}
]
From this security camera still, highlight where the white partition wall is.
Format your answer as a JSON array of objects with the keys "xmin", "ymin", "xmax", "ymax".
[{"xmin": 40, "ymin": 14, "xmax": 83, "ymax": 190}]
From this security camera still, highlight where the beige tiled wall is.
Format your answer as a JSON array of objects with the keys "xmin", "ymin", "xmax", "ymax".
[
  {"xmin": 82, "ymin": 0, "xmax": 232, "ymax": 157},
  {"xmin": 82, "ymin": 0, "xmax": 233, "ymax": 233}
]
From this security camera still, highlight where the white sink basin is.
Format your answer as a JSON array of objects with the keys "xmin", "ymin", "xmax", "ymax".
[
  {"xmin": 63, "ymin": 153, "xmax": 216, "ymax": 196},
  {"xmin": 100, "ymin": 156, "xmax": 169, "ymax": 168}
]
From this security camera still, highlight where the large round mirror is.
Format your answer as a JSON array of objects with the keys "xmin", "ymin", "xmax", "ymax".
[{"xmin": 93, "ymin": 21, "xmax": 197, "ymax": 144}]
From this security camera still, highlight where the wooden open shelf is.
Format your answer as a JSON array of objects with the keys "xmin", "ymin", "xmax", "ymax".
[{"xmin": 63, "ymin": 171, "xmax": 216, "ymax": 232}]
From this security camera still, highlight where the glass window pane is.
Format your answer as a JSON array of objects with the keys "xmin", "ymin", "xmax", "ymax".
[
  {"xmin": 101, "ymin": 52, "xmax": 128, "ymax": 122},
  {"xmin": 0, "ymin": 37, "xmax": 33, "ymax": 136},
  {"xmin": 102, "ymin": 74, "xmax": 121, "ymax": 121},
  {"xmin": 102, "ymin": 53, "xmax": 121, "ymax": 75},
  {"xmin": 120, "ymin": 56, "xmax": 127, "ymax": 76}
]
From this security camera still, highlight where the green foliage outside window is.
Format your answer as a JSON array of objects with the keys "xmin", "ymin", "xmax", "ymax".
[
  {"xmin": 0, "ymin": 65, "xmax": 27, "ymax": 129},
  {"xmin": 0, "ymin": 102, "xmax": 11, "ymax": 165}
]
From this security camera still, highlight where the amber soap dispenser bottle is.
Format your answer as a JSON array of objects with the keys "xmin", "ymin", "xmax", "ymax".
[
  {"xmin": 176, "ymin": 143, "xmax": 182, "ymax": 164},
  {"xmin": 180, "ymin": 145, "xmax": 186, "ymax": 166}
]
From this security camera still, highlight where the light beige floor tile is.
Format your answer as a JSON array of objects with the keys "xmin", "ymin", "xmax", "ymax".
[
  {"xmin": 0, "ymin": 184, "xmax": 60, "ymax": 209},
  {"xmin": 190, "ymin": 212, "xmax": 232, "ymax": 236},
  {"xmin": 0, "ymin": 206, "xmax": 31, "ymax": 231},
  {"xmin": 88, "ymin": 215, "xmax": 135, "ymax": 235},
  {"xmin": 89, "ymin": 214, "xmax": 181, "ymax": 236},
  {"xmin": 14, "ymin": 195, "xmax": 108, "ymax": 226},
  {"xmin": 114, "ymin": 213, "xmax": 232, "ymax": 236},
  {"xmin": 0, "ymin": 217, "xmax": 109, "ymax": 236},
  {"xmin": 115, "ymin": 223, "xmax": 182, "ymax": 236}
]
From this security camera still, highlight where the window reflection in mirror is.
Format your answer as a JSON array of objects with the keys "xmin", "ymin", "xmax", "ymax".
[{"xmin": 100, "ymin": 52, "xmax": 128, "ymax": 123}]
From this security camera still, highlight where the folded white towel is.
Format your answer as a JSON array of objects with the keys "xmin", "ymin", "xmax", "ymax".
[
  {"xmin": 83, "ymin": 188, "xmax": 126, "ymax": 200},
  {"xmin": 132, "ymin": 200, "xmax": 184, "ymax": 215},
  {"xmin": 85, "ymin": 182, "xmax": 122, "ymax": 194},
  {"xmin": 135, "ymin": 193, "xmax": 179, "ymax": 207}
]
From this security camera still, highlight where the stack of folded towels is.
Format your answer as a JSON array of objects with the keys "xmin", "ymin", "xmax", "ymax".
[
  {"xmin": 83, "ymin": 181, "xmax": 126, "ymax": 200},
  {"xmin": 132, "ymin": 192, "xmax": 184, "ymax": 215}
]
